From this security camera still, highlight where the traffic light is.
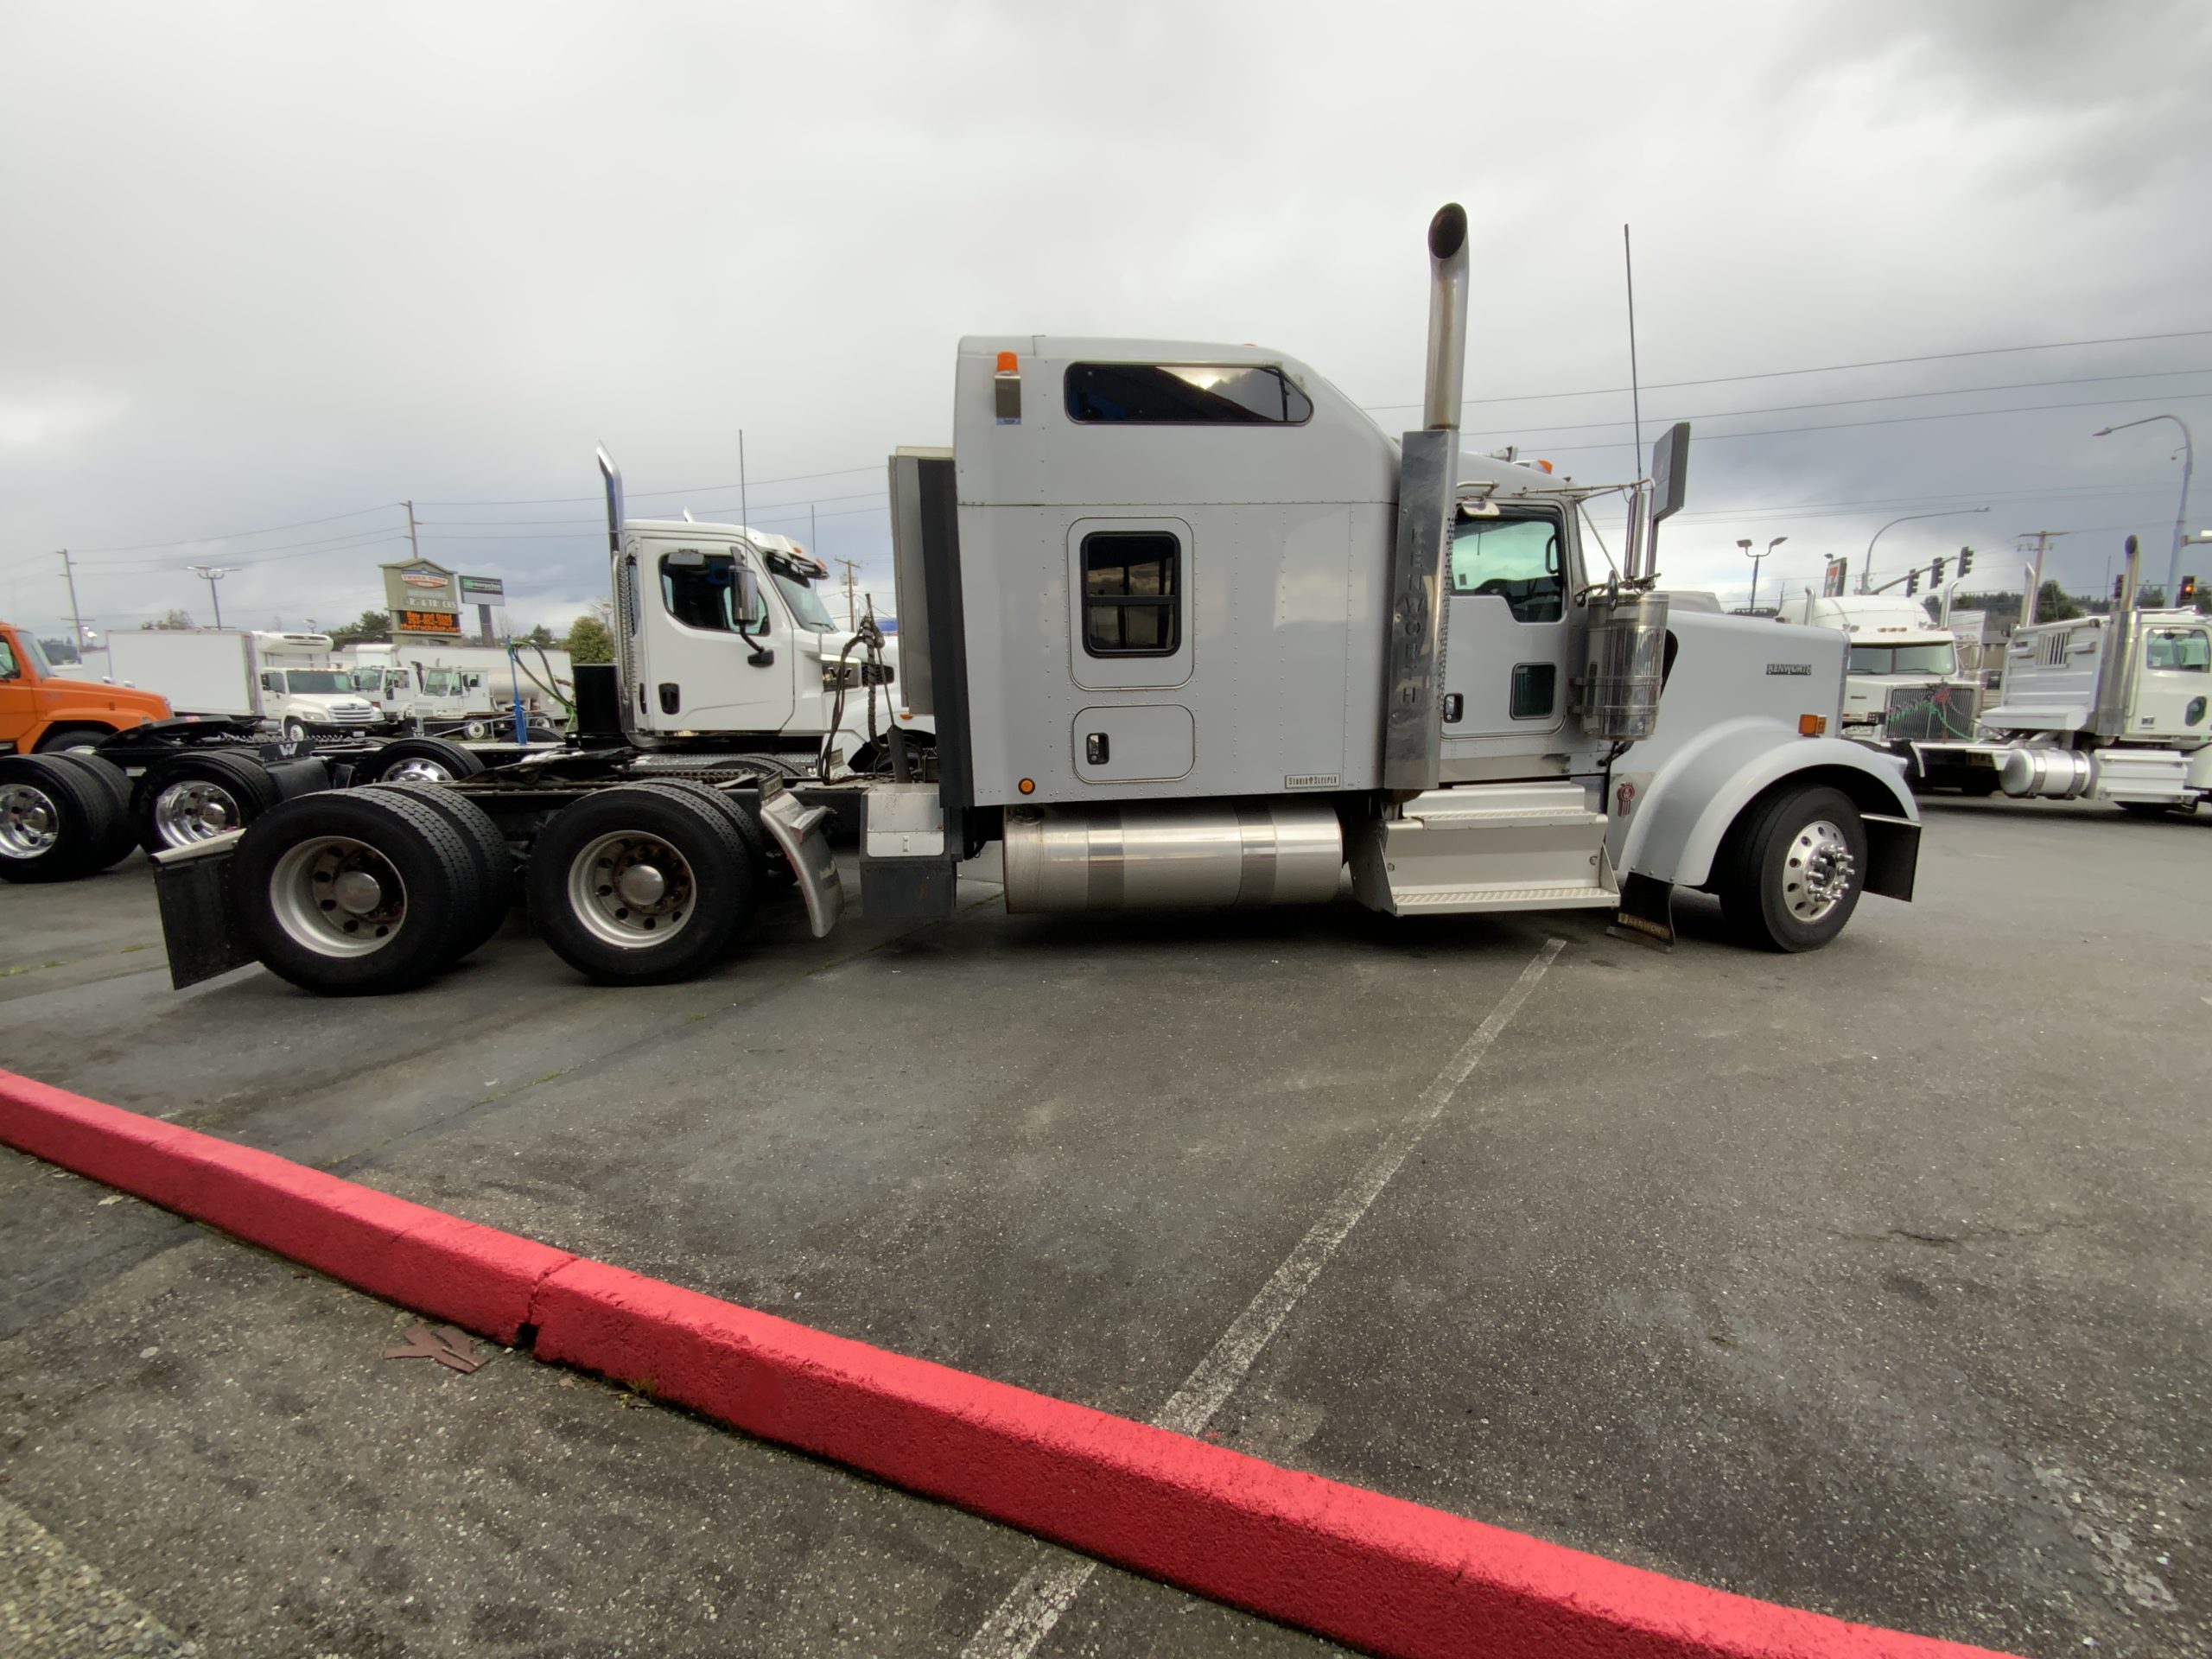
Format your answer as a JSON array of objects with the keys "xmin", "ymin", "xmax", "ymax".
[
  {"xmin": 1906, "ymin": 569, "xmax": 1920, "ymax": 595},
  {"xmin": 2183, "ymin": 573, "xmax": 2198, "ymax": 605},
  {"xmin": 1958, "ymin": 546, "xmax": 1974, "ymax": 578},
  {"xmin": 2114, "ymin": 575, "xmax": 2126, "ymax": 601},
  {"xmin": 1931, "ymin": 556, "xmax": 1947, "ymax": 584}
]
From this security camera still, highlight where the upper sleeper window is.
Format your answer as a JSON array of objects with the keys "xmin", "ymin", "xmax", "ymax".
[
  {"xmin": 1081, "ymin": 532, "xmax": 1179, "ymax": 657},
  {"xmin": 1065, "ymin": 363, "xmax": 1313, "ymax": 425}
]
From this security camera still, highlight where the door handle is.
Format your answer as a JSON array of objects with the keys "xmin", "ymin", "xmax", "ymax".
[
  {"xmin": 1442, "ymin": 693, "xmax": 1464, "ymax": 723},
  {"xmin": 1084, "ymin": 732, "xmax": 1109, "ymax": 765}
]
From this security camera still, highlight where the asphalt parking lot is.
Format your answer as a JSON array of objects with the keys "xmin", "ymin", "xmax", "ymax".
[{"xmin": 3, "ymin": 798, "xmax": 2208, "ymax": 1659}]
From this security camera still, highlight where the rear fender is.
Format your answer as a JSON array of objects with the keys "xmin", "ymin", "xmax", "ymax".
[{"xmin": 1615, "ymin": 718, "xmax": 1917, "ymax": 892}]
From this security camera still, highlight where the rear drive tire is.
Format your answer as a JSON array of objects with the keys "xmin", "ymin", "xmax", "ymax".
[
  {"xmin": 1715, "ymin": 785, "xmax": 1867, "ymax": 953},
  {"xmin": 137, "ymin": 751, "xmax": 281, "ymax": 854},
  {"xmin": 2115, "ymin": 801, "xmax": 2182, "ymax": 818},
  {"xmin": 42, "ymin": 752, "xmax": 140, "ymax": 872},
  {"xmin": 233, "ymin": 791, "xmax": 473, "ymax": 995},
  {"xmin": 629, "ymin": 778, "xmax": 766, "ymax": 933},
  {"xmin": 359, "ymin": 782, "xmax": 513, "ymax": 957},
  {"xmin": 526, "ymin": 783, "xmax": 756, "ymax": 984},
  {"xmin": 365, "ymin": 736, "xmax": 486, "ymax": 785},
  {"xmin": 1958, "ymin": 772, "xmax": 2001, "ymax": 798},
  {"xmin": 0, "ymin": 753, "xmax": 118, "ymax": 883}
]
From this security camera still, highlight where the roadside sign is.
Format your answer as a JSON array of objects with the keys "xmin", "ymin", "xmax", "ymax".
[
  {"xmin": 394, "ymin": 608, "xmax": 463, "ymax": 636},
  {"xmin": 458, "ymin": 575, "xmax": 505, "ymax": 601},
  {"xmin": 1822, "ymin": 556, "xmax": 1848, "ymax": 598},
  {"xmin": 382, "ymin": 560, "xmax": 461, "ymax": 637}
]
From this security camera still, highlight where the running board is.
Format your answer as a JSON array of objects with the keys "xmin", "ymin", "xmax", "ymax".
[{"xmin": 1348, "ymin": 783, "xmax": 1618, "ymax": 918}]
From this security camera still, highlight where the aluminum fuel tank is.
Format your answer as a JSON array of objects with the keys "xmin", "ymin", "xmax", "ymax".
[{"xmin": 1001, "ymin": 799, "xmax": 1344, "ymax": 912}]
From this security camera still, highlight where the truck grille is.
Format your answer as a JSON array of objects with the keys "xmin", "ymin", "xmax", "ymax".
[{"xmin": 1882, "ymin": 681, "xmax": 1980, "ymax": 742}]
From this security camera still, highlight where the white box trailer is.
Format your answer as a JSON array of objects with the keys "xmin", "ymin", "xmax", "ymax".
[{"xmin": 102, "ymin": 630, "xmax": 378, "ymax": 735}]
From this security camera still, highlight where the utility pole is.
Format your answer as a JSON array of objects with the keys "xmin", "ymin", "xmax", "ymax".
[
  {"xmin": 2018, "ymin": 529, "xmax": 2067, "ymax": 626},
  {"xmin": 57, "ymin": 550, "xmax": 86, "ymax": 657},
  {"xmin": 404, "ymin": 500, "xmax": 421, "ymax": 563},
  {"xmin": 835, "ymin": 558, "xmax": 862, "ymax": 628},
  {"xmin": 186, "ymin": 564, "xmax": 238, "ymax": 630}
]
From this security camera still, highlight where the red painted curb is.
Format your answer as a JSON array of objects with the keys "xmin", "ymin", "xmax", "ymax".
[{"xmin": 0, "ymin": 1068, "xmax": 2016, "ymax": 1659}]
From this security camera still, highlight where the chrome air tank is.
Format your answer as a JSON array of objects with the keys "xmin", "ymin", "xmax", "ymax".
[
  {"xmin": 1001, "ymin": 800, "xmax": 1344, "ymax": 913},
  {"xmin": 1578, "ymin": 591, "xmax": 1670, "ymax": 741}
]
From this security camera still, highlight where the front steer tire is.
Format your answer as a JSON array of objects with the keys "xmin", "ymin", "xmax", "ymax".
[
  {"xmin": 526, "ymin": 783, "xmax": 757, "ymax": 985},
  {"xmin": 233, "ymin": 791, "xmax": 474, "ymax": 995},
  {"xmin": 1714, "ymin": 785, "xmax": 1868, "ymax": 953}
]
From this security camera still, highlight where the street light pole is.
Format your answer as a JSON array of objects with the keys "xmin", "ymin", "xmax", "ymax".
[
  {"xmin": 1863, "ymin": 508, "xmax": 1989, "ymax": 593},
  {"xmin": 2093, "ymin": 415, "xmax": 2193, "ymax": 606},
  {"xmin": 185, "ymin": 564, "xmax": 238, "ymax": 631}
]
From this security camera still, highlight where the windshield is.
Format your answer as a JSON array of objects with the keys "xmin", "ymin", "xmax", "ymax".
[
  {"xmin": 1848, "ymin": 644, "xmax": 1954, "ymax": 676},
  {"xmin": 421, "ymin": 667, "xmax": 465, "ymax": 696},
  {"xmin": 22, "ymin": 633, "xmax": 55, "ymax": 677},
  {"xmin": 772, "ymin": 569, "xmax": 837, "ymax": 632},
  {"xmin": 283, "ymin": 669, "xmax": 353, "ymax": 694}
]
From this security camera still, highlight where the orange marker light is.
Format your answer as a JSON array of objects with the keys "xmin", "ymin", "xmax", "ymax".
[
  {"xmin": 1535, "ymin": 458, "xmax": 1554, "ymax": 474},
  {"xmin": 1018, "ymin": 778, "xmax": 1036, "ymax": 795},
  {"xmin": 996, "ymin": 351, "xmax": 1018, "ymax": 373},
  {"xmin": 1799, "ymin": 714, "xmax": 1827, "ymax": 737}
]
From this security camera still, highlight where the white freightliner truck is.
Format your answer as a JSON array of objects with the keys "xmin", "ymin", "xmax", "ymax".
[
  {"xmin": 1907, "ymin": 536, "xmax": 2212, "ymax": 815},
  {"xmin": 1770, "ymin": 592, "xmax": 1986, "ymax": 790},
  {"xmin": 146, "ymin": 205, "xmax": 1922, "ymax": 995}
]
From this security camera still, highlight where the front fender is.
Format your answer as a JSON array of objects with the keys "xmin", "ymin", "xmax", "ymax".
[{"xmin": 1615, "ymin": 718, "xmax": 1916, "ymax": 890}]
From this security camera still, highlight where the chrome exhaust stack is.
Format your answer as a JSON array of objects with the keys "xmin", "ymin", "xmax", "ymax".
[
  {"xmin": 2091, "ymin": 534, "xmax": 2140, "ymax": 740},
  {"xmin": 1421, "ymin": 204, "xmax": 1470, "ymax": 433},
  {"xmin": 1382, "ymin": 205, "xmax": 1471, "ymax": 792},
  {"xmin": 596, "ymin": 446, "xmax": 625, "ymax": 557}
]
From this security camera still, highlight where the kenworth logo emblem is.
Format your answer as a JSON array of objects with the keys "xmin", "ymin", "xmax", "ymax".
[{"xmin": 1765, "ymin": 662, "xmax": 1813, "ymax": 676}]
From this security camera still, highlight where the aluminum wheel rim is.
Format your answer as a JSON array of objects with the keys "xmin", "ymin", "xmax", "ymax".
[
  {"xmin": 269, "ymin": 836, "xmax": 408, "ymax": 958},
  {"xmin": 154, "ymin": 779, "xmax": 243, "ymax": 849},
  {"xmin": 0, "ymin": 783, "xmax": 61, "ymax": 859},
  {"xmin": 382, "ymin": 758, "xmax": 454, "ymax": 783},
  {"xmin": 1783, "ymin": 818, "xmax": 1855, "ymax": 924},
  {"xmin": 566, "ymin": 830, "xmax": 695, "ymax": 949}
]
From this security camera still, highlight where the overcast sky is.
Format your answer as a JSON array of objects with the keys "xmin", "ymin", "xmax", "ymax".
[{"xmin": 4, "ymin": 0, "xmax": 2209, "ymax": 646}]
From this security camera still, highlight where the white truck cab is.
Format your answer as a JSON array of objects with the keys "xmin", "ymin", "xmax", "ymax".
[
  {"xmin": 249, "ymin": 633, "xmax": 378, "ymax": 737},
  {"xmin": 1772, "ymin": 593, "xmax": 1977, "ymax": 761}
]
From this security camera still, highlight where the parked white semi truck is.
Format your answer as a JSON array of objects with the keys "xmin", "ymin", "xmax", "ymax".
[
  {"xmin": 149, "ymin": 205, "xmax": 1921, "ymax": 994},
  {"xmin": 1770, "ymin": 592, "xmax": 1986, "ymax": 789},
  {"xmin": 1909, "ymin": 537, "xmax": 2211, "ymax": 815}
]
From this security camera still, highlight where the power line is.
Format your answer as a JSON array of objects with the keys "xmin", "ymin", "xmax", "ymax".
[
  {"xmin": 1360, "ymin": 327, "xmax": 2212, "ymax": 413},
  {"xmin": 414, "ymin": 463, "xmax": 882, "ymax": 509},
  {"xmin": 68, "ymin": 503, "xmax": 398, "ymax": 556}
]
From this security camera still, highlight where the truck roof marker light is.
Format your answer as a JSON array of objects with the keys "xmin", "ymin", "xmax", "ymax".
[
  {"xmin": 1799, "ymin": 714, "xmax": 1827, "ymax": 736},
  {"xmin": 996, "ymin": 351, "xmax": 1018, "ymax": 373},
  {"xmin": 1535, "ymin": 459, "xmax": 1554, "ymax": 474},
  {"xmin": 1018, "ymin": 778, "xmax": 1036, "ymax": 795}
]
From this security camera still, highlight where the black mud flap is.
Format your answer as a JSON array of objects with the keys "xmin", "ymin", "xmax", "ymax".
[
  {"xmin": 1607, "ymin": 872, "xmax": 1676, "ymax": 951},
  {"xmin": 1861, "ymin": 814, "xmax": 1921, "ymax": 902},
  {"xmin": 152, "ymin": 835, "xmax": 256, "ymax": 988}
]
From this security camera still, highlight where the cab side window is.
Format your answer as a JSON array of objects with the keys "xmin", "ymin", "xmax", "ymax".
[
  {"xmin": 1448, "ymin": 514, "xmax": 1565, "ymax": 623},
  {"xmin": 2145, "ymin": 628, "xmax": 2210, "ymax": 671},
  {"xmin": 0, "ymin": 639, "xmax": 17, "ymax": 680},
  {"xmin": 261, "ymin": 671, "xmax": 283, "ymax": 692},
  {"xmin": 660, "ymin": 551, "xmax": 766, "ymax": 633}
]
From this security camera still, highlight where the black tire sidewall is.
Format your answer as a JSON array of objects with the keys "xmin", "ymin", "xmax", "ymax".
[
  {"xmin": 1727, "ymin": 785, "xmax": 1867, "ymax": 952},
  {"xmin": 358, "ymin": 783, "xmax": 512, "ymax": 957},
  {"xmin": 0, "ymin": 754, "xmax": 109, "ymax": 882},
  {"xmin": 526, "ymin": 785, "xmax": 753, "ymax": 983},
  {"xmin": 41, "ymin": 753, "xmax": 139, "ymax": 870}
]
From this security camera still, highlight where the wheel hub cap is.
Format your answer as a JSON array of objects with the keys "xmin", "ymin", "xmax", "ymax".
[
  {"xmin": 1783, "ymin": 819, "xmax": 1856, "ymax": 924},
  {"xmin": 154, "ymin": 780, "xmax": 241, "ymax": 848},
  {"xmin": 270, "ymin": 836, "xmax": 408, "ymax": 957},
  {"xmin": 568, "ymin": 832, "xmax": 695, "ymax": 949},
  {"xmin": 331, "ymin": 870, "xmax": 385, "ymax": 915},
  {"xmin": 0, "ymin": 784, "xmax": 60, "ymax": 858}
]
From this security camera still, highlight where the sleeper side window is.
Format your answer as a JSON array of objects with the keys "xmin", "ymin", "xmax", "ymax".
[
  {"xmin": 1448, "ymin": 513, "xmax": 1565, "ymax": 623},
  {"xmin": 1065, "ymin": 363, "xmax": 1313, "ymax": 425},
  {"xmin": 660, "ymin": 550, "xmax": 766, "ymax": 634},
  {"xmin": 1080, "ymin": 532, "xmax": 1180, "ymax": 657}
]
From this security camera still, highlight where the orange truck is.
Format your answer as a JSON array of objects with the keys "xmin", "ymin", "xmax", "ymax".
[{"xmin": 0, "ymin": 620, "xmax": 172, "ymax": 754}]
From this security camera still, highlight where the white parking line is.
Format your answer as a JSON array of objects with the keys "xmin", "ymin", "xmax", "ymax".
[{"xmin": 958, "ymin": 938, "xmax": 1567, "ymax": 1659}]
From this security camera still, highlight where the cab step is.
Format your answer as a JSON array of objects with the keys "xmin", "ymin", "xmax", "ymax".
[{"xmin": 1349, "ymin": 782, "xmax": 1618, "ymax": 916}]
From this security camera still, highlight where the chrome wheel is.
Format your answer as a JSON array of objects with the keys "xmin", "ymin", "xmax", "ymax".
[
  {"xmin": 1782, "ymin": 818, "xmax": 1855, "ymax": 924},
  {"xmin": 269, "ymin": 836, "xmax": 408, "ymax": 958},
  {"xmin": 565, "ymin": 830, "xmax": 694, "ymax": 949},
  {"xmin": 0, "ymin": 784, "xmax": 61, "ymax": 859},
  {"xmin": 381, "ymin": 758, "xmax": 454, "ymax": 783},
  {"xmin": 153, "ymin": 779, "xmax": 244, "ymax": 849}
]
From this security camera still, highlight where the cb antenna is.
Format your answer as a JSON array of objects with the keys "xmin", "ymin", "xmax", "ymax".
[{"xmin": 1623, "ymin": 224, "xmax": 1643, "ymax": 468}]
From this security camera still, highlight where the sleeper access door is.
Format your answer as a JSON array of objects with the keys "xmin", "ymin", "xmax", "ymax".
[{"xmin": 1438, "ymin": 506, "xmax": 1572, "ymax": 741}]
